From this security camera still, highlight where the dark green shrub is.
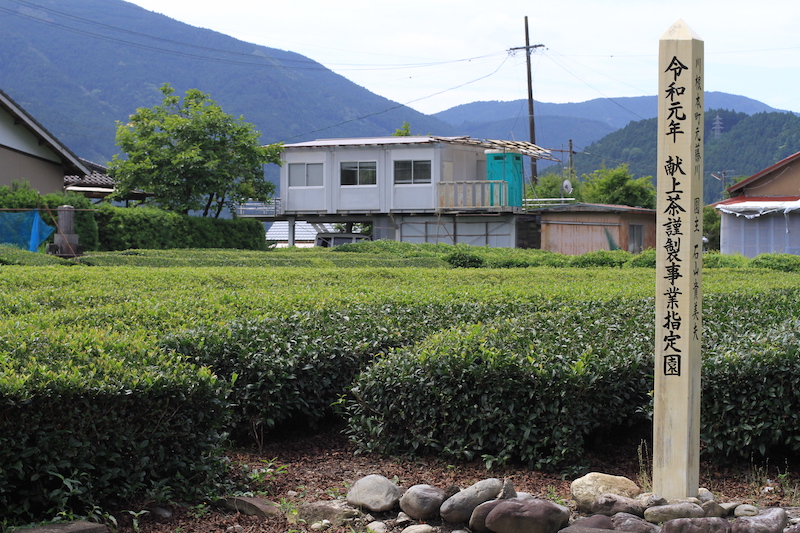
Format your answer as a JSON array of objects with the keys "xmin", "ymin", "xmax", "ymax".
[
  {"xmin": 624, "ymin": 248, "xmax": 656, "ymax": 267},
  {"xmin": 702, "ymin": 318, "xmax": 800, "ymax": 459},
  {"xmin": 346, "ymin": 300, "xmax": 654, "ymax": 471},
  {"xmin": 570, "ymin": 249, "xmax": 630, "ymax": 268},
  {"xmin": 160, "ymin": 302, "xmax": 539, "ymax": 446},
  {"xmin": 446, "ymin": 251, "xmax": 486, "ymax": 268},
  {"xmin": 0, "ymin": 332, "xmax": 229, "ymax": 525},
  {"xmin": 751, "ymin": 253, "xmax": 800, "ymax": 272},
  {"xmin": 95, "ymin": 204, "xmax": 267, "ymax": 251},
  {"xmin": 703, "ymin": 252, "xmax": 750, "ymax": 268}
]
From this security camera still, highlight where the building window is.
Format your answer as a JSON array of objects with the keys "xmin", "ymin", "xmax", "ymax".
[
  {"xmin": 628, "ymin": 224, "xmax": 644, "ymax": 253},
  {"xmin": 288, "ymin": 163, "xmax": 323, "ymax": 187},
  {"xmin": 394, "ymin": 160, "xmax": 432, "ymax": 184},
  {"xmin": 340, "ymin": 161, "xmax": 377, "ymax": 185}
]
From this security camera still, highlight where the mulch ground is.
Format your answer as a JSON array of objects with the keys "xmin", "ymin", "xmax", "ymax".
[{"xmin": 114, "ymin": 424, "xmax": 797, "ymax": 533}]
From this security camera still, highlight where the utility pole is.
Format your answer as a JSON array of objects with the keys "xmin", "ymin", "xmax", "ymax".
[{"xmin": 510, "ymin": 17, "xmax": 544, "ymax": 185}]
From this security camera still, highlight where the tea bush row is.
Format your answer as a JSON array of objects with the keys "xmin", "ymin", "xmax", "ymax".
[
  {"xmin": 0, "ymin": 327, "xmax": 229, "ymax": 525},
  {"xmin": 160, "ymin": 302, "xmax": 546, "ymax": 445},
  {"xmin": 346, "ymin": 290, "xmax": 800, "ymax": 470}
]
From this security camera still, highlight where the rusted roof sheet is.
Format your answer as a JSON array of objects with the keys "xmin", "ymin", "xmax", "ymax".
[{"xmin": 283, "ymin": 135, "xmax": 554, "ymax": 160}]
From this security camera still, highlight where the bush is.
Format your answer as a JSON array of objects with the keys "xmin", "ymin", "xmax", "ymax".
[
  {"xmin": 445, "ymin": 251, "xmax": 486, "ymax": 268},
  {"xmin": 702, "ymin": 318, "xmax": 800, "ymax": 459},
  {"xmin": 704, "ymin": 251, "xmax": 750, "ymax": 268},
  {"xmin": 0, "ymin": 329, "xmax": 230, "ymax": 525},
  {"xmin": 346, "ymin": 300, "xmax": 654, "ymax": 471},
  {"xmin": 95, "ymin": 204, "xmax": 268, "ymax": 251},
  {"xmin": 751, "ymin": 253, "xmax": 800, "ymax": 272},
  {"xmin": 624, "ymin": 248, "xmax": 656, "ymax": 267},
  {"xmin": 569, "ymin": 249, "xmax": 631, "ymax": 268}
]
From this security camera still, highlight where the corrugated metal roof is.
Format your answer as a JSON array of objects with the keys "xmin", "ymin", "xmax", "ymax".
[
  {"xmin": 715, "ymin": 196, "xmax": 800, "ymax": 218},
  {"xmin": 531, "ymin": 202, "xmax": 656, "ymax": 214},
  {"xmin": 282, "ymin": 135, "xmax": 554, "ymax": 160}
]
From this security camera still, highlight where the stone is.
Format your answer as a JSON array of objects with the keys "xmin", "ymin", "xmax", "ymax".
[
  {"xmin": 149, "ymin": 506, "xmax": 173, "ymax": 518},
  {"xmin": 500, "ymin": 478, "xmax": 517, "ymax": 499},
  {"xmin": 645, "ymin": 503, "xmax": 705, "ymax": 523},
  {"xmin": 347, "ymin": 474, "xmax": 402, "ymax": 512},
  {"xmin": 612, "ymin": 512, "xmax": 662, "ymax": 533},
  {"xmin": 484, "ymin": 498, "xmax": 570, "ymax": 533},
  {"xmin": 21, "ymin": 522, "xmax": 109, "ymax": 533},
  {"xmin": 221, "ymin": 496, "xmax": 280, "ymax": 517},
  {"xmin": 366, "ymin": 522, "xmax": 388, "ymax": 533},
  {"xmin": 591, "ymin": 493, "xmax": 646, "ymax": 516},
  {"xmin": 470, "ymin": 499, "xmax": 506, "ymax": 533},
  {"xmin": 297, "ymin": 500, "xmax": 362, "ymax": 527},
  {"xmin": 573, "ymin": 514, "xmax": 615, "ymax": 529},
  {"xmin": 669, "ymin": 498, "xmax": 702, "ymax": 506},
  {"xmin": 731, "ymin": 507, "xmax": 788, "ymax": 533},
  {"xmin": 572, "ymin": 473, "xmax": 641, "ymax": 513},
  {"xmin": 697, "ymin": 488, "xmax": 715, "ymax": 503},
  {"xmin": 637, "ymin": 493, "xmax": 669, "ymax": 509},
  {"xmin": 440, "ymin": 478, "xmax": 503, "ymax": 524},
  {"xmin": 310, "ymin": 520, "xmax": 332, "ymax": 531},
  {"xmin": 399, "ymin": 484, "xmax": 447, "ymax": 521},
  {"xmin": 400, "ymin": 525, "xmax": 434, "ymax": 533},
  {"xmin": 702, "ymin": 501, "xmax": 725, "ymax": 518},
  {"xmin": 661, "ymin": 517, "xmax": 730, "ymax": 533},
  {"xmin": 561, "ymin": 526, "xmax": 621, "ymax": 533},
  {"xmin": 719, "ymin": 503, "xmax": 741, "ymax": 516},
  {"xmin": 396, "ymin": 512, "xmax": 412, "ymax": 525},
  {"xmin": 733, "ymin": 505, "xmax": 759, "ymax": 518}
]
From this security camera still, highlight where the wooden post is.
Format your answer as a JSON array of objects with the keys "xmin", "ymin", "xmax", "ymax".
[{"xmin": 653, "ymin": 19, "xmax": 704, "ymax": 500}]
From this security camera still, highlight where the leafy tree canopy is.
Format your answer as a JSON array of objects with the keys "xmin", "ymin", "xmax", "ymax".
[
  {"xmin": 109, "ymin": 84, "xmax": 282, "ymax": 217},
  {"xmin": 579, "ymin": 164, "xmax": 656, "ymax": 208}
]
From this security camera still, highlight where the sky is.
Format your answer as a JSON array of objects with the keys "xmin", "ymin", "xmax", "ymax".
[{"xmin": 124, "ymin": 0, "xmax": 800, "ymax": 116}]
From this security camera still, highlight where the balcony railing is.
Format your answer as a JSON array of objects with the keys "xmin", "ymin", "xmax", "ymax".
[
  {"xmin": 236, "ymin": 198, "xmax": 281, "ymax": 217},
  {"xmin": 436, "ymin": 180, "xmax": 509, "ymax": 211}
]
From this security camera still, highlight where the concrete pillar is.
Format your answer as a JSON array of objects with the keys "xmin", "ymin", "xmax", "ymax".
[{"xmin": 653, "ymin": 19, "xmax": 704, "ymax": 499}]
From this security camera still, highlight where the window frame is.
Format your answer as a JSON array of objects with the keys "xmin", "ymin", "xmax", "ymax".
[
  {"xmin": 393, "ymin": 159, "xmax": 432, "ymax": 185},
  {"xmin": 340, "ymin": 161, "xmax": 377, "ymax": 186},
  {"xmin": 288, "ymin": 162, "xmax": 323, "ymax": 187}
]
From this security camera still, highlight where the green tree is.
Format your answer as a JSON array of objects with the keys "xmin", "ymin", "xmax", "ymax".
[
  {"xmin": 703, "ymin": 205, "xmax": 721, "ymax": 251},
  {"xmin": 579, "ymin": 164, "xmax": 656, "ymax": 208},
  {"xmin": 392, "ymin": 121, "xmax": 412, "ymax": 136},
  {"xmin": 109, "ymin": 84, "xmax": 282, "ymax": 217}
]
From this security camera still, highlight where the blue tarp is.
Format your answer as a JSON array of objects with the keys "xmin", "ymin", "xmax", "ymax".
[{"xmin": 0, "ymin": 211, "xmax": 56, "ymax": 252}]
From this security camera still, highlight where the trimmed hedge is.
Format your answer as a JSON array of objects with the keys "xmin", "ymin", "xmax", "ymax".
[
  {"xmin": 95, "ymin": 204, "xmax": 268, "ymax": 251},
  {"xmin": 0, "ymin": 328, "xmax": 230, "ymax": 524},
  {"xmin": 346, "ymin": 299, "xmax": 654, "ymax": 471},
  {"xmin": 160, "ymin": 302, "xmax": 535, "ymax": 445},
  {"xmin": 346, "ymin": 290, "xmax": 800, "ymax": 470}
]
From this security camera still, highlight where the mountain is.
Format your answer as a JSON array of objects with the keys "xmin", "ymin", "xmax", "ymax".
[
  {"xmin": 568, "ymin": 109, "xmax": 800, "ymax": 204},
  {"xmin": 0, "ymin": 0, "xmax": 455, "ymax": 167},
  {"xmin": 433, "ymin": 93, "xmax": 784, "ymax": 173}
]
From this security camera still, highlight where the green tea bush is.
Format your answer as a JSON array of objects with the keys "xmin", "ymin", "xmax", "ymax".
[
  {"xmin": 751, "ymin": 253, "xmax": 800, "ymax": 272},
  {"xmin": 569, "ymin": 249, "xmax": 631, "ymax": 268},
  {"xmin": 161, "ymin": 301, "xmax": 538, "ymax": 446},
  {"xmin": 624, "ymin": 248, "xmax": 656, "ymax": 268},
  {"xmin": 702, "ymin": 318, "xmax": 800, "ymax": 459},
  {"xmin": 704, "ymin": 251, "xmax": 751, "ymax": 268},
  {"xmin": 445, "ymin": 250, "xmax": 486, "ymax": 268},
  {"xmin": 347, "ymin": 299, "xmax": 655, "ymax": 471},
  {"xmin": 0, "ymin": 329, "xmax": 230, "ymax": 525}
]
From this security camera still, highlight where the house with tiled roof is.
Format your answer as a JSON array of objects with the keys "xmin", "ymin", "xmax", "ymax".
[{"xmin": 714, "ymin": 151, "xmax": 800, "ymax": 257}]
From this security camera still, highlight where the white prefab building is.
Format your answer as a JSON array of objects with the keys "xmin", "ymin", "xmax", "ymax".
[
  {"xmin": 259, "ymin": 135, "xmax": 552, "ymax": 248},
  {"xmin": 715, "ymin": 151, "xmax": 800, "ymax": 257}
]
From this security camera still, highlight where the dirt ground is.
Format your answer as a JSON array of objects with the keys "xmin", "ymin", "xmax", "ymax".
[{"xmin": 115, "ymin": 425, "xmax": 798, "ymax": 533}]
